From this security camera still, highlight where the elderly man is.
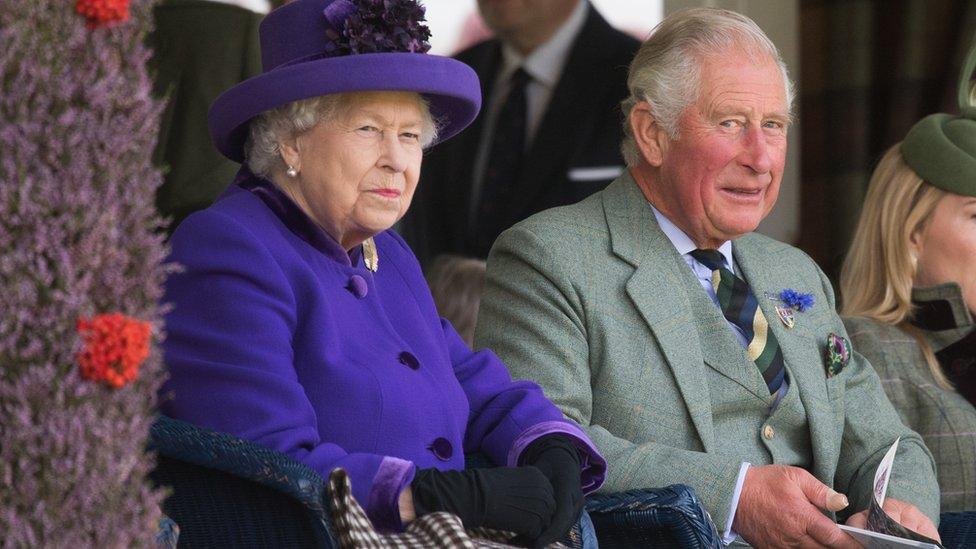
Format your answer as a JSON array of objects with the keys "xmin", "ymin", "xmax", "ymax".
[{"xmin": 475, "ymin": 7, "xmax": 941, "ymax": 547}]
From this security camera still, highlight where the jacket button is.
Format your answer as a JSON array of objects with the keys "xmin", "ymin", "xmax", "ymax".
[
  {"xmin": 347, "ymin": 275, "xmax": 368, "ymax": 298},
  {"xmin": 428, "ymin": 438, "xmax": 453, "ymax": 461},
  {"xmin": 763, "ymin": 425, "xmax": 775, "ymax": 440},
  {"xmin": 398, "ymin": 351, "xmax": 420, "ymax": 370}
]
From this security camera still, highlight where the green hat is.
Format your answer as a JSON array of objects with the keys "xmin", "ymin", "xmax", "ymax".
[{"xmin": 901, "ymin": 40, "xmax": 976, "ymax": 197}]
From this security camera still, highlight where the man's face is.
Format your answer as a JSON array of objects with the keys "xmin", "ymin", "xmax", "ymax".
[
  {"xmin": 654, "ymin": 51, "xmax": 789, "ymax": 248},
  {"xmin": 477, "ymin": 0, "xmax": 577, "ymax": 38}
]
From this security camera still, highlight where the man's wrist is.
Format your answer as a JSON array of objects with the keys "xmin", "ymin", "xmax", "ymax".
[{"xmin": 723, "ymin": 462, "xmax": 751, "ymax": 545}]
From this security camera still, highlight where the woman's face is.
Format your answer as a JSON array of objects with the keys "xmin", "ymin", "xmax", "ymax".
[
  {"xmin": 913, "ymin": 192, "xmax": 976, "ymax": 313},
  {"xmin": 282, "ymin": 91, "xmax": 426, "ymax": 250}
]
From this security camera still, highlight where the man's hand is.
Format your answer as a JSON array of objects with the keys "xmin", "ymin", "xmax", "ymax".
[
  {"xmin": 845, "ymin": 498, "xmax": 941, "ymax": 543},
  {"xmin": 733, "ymin": 464, "xmax": 859, "ymax": 548}
]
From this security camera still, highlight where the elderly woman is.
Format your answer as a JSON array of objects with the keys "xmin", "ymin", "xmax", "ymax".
[
  {"xmin": 840, "ymin": 54, "xmax": 976, "ymax": 512},
  {"xmin": 159, "ymin": 0, "xmax": 605, "ymax": 544}
]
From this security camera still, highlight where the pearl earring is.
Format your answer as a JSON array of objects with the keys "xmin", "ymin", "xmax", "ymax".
[{"xmin": 286, "ymin": 165, "xmax": 298, "ymax": 178}]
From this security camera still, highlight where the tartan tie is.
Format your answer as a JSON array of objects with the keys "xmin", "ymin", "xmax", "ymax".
[{"xmin": 689, "ymin": 249, "xmax": 787, "ymax": 395}]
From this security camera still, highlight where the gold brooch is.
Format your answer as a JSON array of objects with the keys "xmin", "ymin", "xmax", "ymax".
[{"xmin": 363, "ymin": 238, "xmax": 378, "ymax": 272}]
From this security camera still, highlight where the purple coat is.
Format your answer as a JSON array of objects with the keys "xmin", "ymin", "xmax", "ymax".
[{"xmin": 160, "ymin": 173, "xmax": 605, "ymax": 530}]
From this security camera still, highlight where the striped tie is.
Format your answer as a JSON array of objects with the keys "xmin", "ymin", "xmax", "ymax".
[{"xmin": 690, "ymin": 249, "xmax": 787, "ymax": 395}]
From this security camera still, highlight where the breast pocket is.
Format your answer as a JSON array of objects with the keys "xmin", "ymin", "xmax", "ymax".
[{"xmin": 825, "ymin": 371, "xmax": 848, "ymax": 402}]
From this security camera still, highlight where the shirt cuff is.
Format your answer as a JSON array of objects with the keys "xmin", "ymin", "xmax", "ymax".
[{"xmin": 723, "ymin": 462, "xmax": 750, "ymax": 545}]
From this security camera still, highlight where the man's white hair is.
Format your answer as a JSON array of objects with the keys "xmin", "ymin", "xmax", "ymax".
[
  {"xmin": 620, "ymin": 7, "xmax": 795, "ymax": 167},
  {"xmin": 245, "ymin": 92, "xmax": 438, "ymax": 179}
]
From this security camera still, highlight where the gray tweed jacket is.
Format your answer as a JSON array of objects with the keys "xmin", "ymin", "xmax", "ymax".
[
  {"xmin": 476, "ymin": 173, "xmax": 940, "ymax": 533},
  {"xmin": 845, "ymin": 283, "xmax": 976, "ymax": 512}
]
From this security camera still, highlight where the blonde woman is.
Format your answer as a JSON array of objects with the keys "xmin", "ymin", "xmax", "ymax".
[{"xmin": 841, "ymin": 112, "xmax": 976, "ymax": 510}]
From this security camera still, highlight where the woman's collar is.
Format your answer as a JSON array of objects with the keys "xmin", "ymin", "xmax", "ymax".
[
  {"xmin": 911, "ymin": 282, "xmax": 974, "ymax": 331},
  {"xmin": 235, "ymin": 168, "xmax": 367, "ymax": 268}
]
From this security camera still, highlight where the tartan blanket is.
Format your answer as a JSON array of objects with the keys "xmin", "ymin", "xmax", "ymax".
[{"xmin": 328, "ymin": 468, "xmax": 569, "ymax": 548}]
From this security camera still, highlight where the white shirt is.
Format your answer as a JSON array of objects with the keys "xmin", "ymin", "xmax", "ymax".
[
  {"xmin": 650, "ymin": 206, "xmax": 748, "ymax": 346},
  {"xmin": 467, "ymin": 0, "xmax": 589, "ymax": 223}
]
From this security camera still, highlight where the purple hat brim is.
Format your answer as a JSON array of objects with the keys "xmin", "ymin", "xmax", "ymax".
[{"xmin": 208, "ymin": 52, "xmax": 482, "ymax": 163}]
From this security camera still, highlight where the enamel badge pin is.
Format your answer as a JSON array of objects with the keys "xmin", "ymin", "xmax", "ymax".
[
  {"xmin": 775, "ymin": 306, "xmax": 796, "ymax": 329},
  {"xmin": 764, "ymin": 289, "xmax": 815, "ymax": 329}
]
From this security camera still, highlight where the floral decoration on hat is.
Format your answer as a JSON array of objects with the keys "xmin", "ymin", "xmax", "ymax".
[{"xmin": 323, "ymin": 0, "xmax": 432, "ymax": 56}]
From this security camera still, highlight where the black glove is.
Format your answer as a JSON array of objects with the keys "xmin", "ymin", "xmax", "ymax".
[
  {"xmin": 411, "ymin": 465, "xmax": 556, "ymax": 540},
  {"xmin": 519, "ymin": 435, "xmax": 584, "ymax": 548}
]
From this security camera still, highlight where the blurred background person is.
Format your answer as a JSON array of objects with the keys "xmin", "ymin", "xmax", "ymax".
[
  {"xmin": 150, "ymin": 0, "xmax": 279, "ymax": 231},
  {"xmin": 403, "ymin": 0, "xmax": 640, "ymax": 265},
  {"xmin": 841, "ymin": 86, "xmax": 976, "ymax": 511},
  {"xmin": 426, "ymin": 255, "xmax": 487, "ymax": 347}
]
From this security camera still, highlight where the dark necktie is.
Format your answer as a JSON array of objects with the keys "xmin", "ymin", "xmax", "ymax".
[
  {"xmin": 689, "ymin": 249, "xmax": 787, "ymax": 395},
  {"xmin": 472, "ymin": 67, "xmax": 530, "ymax": 257}
]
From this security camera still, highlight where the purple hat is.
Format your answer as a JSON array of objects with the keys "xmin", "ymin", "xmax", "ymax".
[{"xmin": 208, "ymin": 0, "xmax": 482, "ymax": 163}]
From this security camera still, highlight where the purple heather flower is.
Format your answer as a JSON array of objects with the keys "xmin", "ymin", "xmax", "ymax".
[{"xmin": 0, "ymin": 0, "xmax": 168, "ymax": 544}]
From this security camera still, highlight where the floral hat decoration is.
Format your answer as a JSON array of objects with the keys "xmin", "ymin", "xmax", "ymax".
[{"xmin": 208, "ymin": 0, "xmax": 482, "ymax": 163}]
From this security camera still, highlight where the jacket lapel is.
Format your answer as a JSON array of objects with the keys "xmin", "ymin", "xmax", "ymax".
[
  {"xmin": 604, "ymin": 174, "xmax": 715, "ymax": 450},
  {"xmin": 734, "ymin": 237, "xmax": 837, "ymax": 475},
  {"xmin": 610, "ymin": 175, "xmax": 768, "ymax": 401},
  {"xmin": 681, "ymin": 266, "xmax": 771, "ymax": 402}
]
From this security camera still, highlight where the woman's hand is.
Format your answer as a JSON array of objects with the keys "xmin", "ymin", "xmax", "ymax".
[
  {"xmin": 410, "ymin": 466, "xmax": 556, "ymax": 541},
  {"xmin": 519, "ymin": 435, "xmax": 584, "ymax": 547},
  {"xmin": 398, "ymin": 486, "xmax": 416, "ymax": 523}
]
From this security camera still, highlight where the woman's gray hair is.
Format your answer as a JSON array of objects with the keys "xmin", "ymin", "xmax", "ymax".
[
  {"xmin": 245, "ymin": 92, "xmax": 439, "ymax": 179},
  {"xmin": 620, "ymin": 8, "xmax": 795, "ymax": 167}
]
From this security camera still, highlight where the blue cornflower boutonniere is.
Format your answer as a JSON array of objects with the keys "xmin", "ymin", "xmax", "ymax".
[
  {"xmin": 763, "ymin": 289, "xmax": 815, "ymax": 329},
  {"xmin": 778, "ymin": 289, "xmax": 815, "ymax": 312}
]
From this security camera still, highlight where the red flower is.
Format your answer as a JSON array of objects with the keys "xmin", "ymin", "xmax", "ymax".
[
  {"xmin": 77, "ymin": 313, "xmax": 151, "ymax": 388},
  {"xmin": 75, "ymin": 0, "xmax": 130, "ymax": 28}
]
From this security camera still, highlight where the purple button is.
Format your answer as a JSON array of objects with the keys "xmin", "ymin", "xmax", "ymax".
[
  {"xmin": 347, "ymin": 275, "xmax": 368, "ymax": 298},
  {"xmin": 428, "ymin": 437, "xmax": 453, "ymax": 461},
  {"xmin": 398, "ymin": 351, "xmax": 420, "ymax": 370}
]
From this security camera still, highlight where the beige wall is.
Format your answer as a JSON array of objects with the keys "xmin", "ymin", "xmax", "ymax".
[{"xmin": 664, "ymin": 0, "xmax": 801, "ymax": 244}]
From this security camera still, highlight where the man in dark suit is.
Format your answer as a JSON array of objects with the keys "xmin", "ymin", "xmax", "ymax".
[
  {"xmin": 403, "ymin": 0, "xmax": 639, "ymax": 264},
  {"xmin": 150, "ymin": 0, "xmax": 271, "ymax": 231}
]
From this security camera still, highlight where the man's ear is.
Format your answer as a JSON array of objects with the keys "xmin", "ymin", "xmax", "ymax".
[
  {"xmin": 629, "ymin": 102, "xmax": 669, "ymax": 167},
  {"xmin": 278, "ymin": 135, "xmax": 301, "ymax": 172}
]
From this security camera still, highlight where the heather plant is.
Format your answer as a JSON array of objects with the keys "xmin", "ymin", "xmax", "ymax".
[{"xmin": 0, "ymin": 0, "xmax": 170, "ymax": 546}]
